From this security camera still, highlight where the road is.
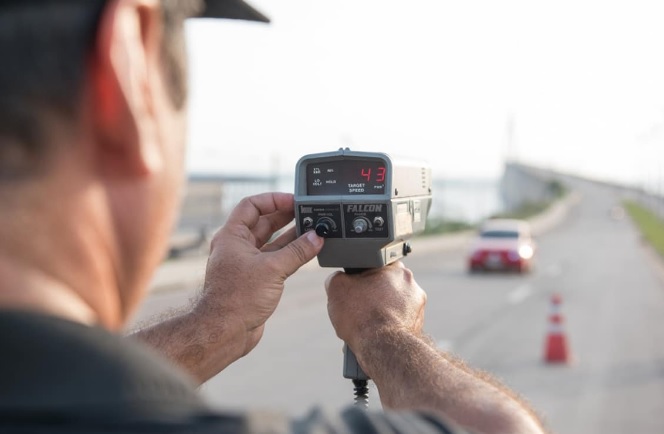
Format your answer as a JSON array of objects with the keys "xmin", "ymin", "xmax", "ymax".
[{"xmin": 130, "ymin": 178, "xmax": 664, "ymax": 434}]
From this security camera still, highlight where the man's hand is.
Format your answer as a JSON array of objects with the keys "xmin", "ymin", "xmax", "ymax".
[
  {"xmin": 325, "ymin": 261, "xmax": 426, "ymax": 355},
  {"xmin": 130, "ymin": 192, "xmax": 323, "ymax": 384},
  {"xmin": 196, "ymin": 192, "xmax": 324, "ymax": 358},
  {"xmin": 325, "ymin": 263, "xmax": 548, "ymax": 434}
]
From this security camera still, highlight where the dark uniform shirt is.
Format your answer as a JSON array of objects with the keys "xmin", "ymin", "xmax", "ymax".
[{"xmin": 0, "ymin": 310, "xmax": 468, "ymax": 434}]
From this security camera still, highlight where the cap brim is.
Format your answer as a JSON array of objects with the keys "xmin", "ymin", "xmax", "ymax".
[{"xmin": 201, "ymin": 0, "xmax": 270, "ymax": 23}]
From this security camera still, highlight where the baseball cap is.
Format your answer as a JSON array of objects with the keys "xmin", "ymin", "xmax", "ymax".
[
  {"xmin": 0, "ymin": 0, "xmax": 270, "ymax": 23},
  {"xmin": 201, "ymin": 0, "xmax": 269, "ymax": 23}
]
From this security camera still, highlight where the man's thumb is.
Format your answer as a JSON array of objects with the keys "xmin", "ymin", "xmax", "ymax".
[{"xmin": 277, "ymin": 230, "xmax": 324, "ymax": 276}]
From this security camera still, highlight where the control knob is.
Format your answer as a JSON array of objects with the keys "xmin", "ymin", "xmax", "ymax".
[
  {"xmin": 315, "ymin": 217, "xmax": 336, "ymax": 237},
  {"xmin": 352, "ymin": 217, "xmax": 371, "ymax": 234}
]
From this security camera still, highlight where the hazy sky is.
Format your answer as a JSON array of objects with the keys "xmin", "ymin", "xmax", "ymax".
[{"xmin": 184, "ymin": 0, "xmax": 664, "ymax": 191}]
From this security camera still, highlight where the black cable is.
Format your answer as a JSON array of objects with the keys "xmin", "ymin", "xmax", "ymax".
[
  {"xmin": 353, "ymin": 379, "xmax": 369, "ymax": 409},
  {"xmin": 343, "ymin": 268, "xmax": 371, "ymax": 410}
]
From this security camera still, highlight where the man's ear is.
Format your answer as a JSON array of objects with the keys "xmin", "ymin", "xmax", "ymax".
[{"xmin": 88, "ymin": 0, "xmax": 163, "ymax": 178}]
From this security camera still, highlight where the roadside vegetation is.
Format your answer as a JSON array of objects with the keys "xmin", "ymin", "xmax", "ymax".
[
  {"xmin": 488, "ymin": 201, "xmax": 551, "ymax": 221},
  {"xmin": 420, "ymin": 218, "xmax": 475, "ymax": 236},
  {"xmin": 421, "ymin": 179, "xmax": 569, "ymax": 237},
  {"xmin": 623, "ymin": 200, "xmax": 664, "ymax": 258},
  {"xmin": 489, "ymin": 179, "xmax": 567, "ymax": 221}
]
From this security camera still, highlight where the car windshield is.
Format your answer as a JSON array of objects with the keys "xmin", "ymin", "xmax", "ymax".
[{"xmin": 480, "ymin": 230, "xmax": 520, "ymax": 238}]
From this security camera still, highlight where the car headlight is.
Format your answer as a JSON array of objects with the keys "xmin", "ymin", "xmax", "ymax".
[{"xmin": 518, "ymin": 245, "xmax": 534, "ymax": 259}]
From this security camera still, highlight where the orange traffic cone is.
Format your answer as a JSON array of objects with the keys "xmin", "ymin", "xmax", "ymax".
[{"xmin": 543, "ymin": 293, "xmax": 572, "ymax": 364}]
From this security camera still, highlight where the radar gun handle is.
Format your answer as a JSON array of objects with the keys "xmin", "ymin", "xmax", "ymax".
[
  {"xmin": 342, "ymin": 268, "xmax": 370, "ymax": 381},
  {"xmin": 343, "ymin": 343, "xmax": 370, "ymax": 380}
]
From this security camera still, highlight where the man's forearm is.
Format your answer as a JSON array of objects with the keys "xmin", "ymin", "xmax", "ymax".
[
  {"xmin": 354, "ymin": 329, "xmax": 548, "ymax": 434},
  {"xmin": 128, "ymin": 309, "xmax": 246, "ymax": 385}
]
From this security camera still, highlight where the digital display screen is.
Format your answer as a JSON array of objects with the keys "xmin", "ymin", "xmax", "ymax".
[{"xmin": 306, "ymin": 159, "xmax": 388, "ymax": 195}]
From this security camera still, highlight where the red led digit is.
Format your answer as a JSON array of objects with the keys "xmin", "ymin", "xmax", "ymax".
[
  {"xmin": 376, "ymin": 167, "xmax": 386, "ymax": 182},
  {"xmin": 361, "ymin": 168, "xmax": 371, "ymax": 182}
]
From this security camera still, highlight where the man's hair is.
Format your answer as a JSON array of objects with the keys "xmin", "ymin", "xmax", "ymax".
[{"xmin": 0, "ymin": 0, "xmax": 202, "ymax": 180}]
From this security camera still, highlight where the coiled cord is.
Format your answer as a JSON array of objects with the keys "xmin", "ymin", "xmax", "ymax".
[{"xmin": 353, "ymin": 379, "xmax": 369, "ymax": 409}]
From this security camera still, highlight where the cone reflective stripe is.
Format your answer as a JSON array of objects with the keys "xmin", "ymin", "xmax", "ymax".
[
  {"xmin": 550, "ymin": 294, "xmax": 561, "ymax": 313},
  {"xmin": 543, "ymin": 294, "xmax": 572, "ymax": 364},
  {"xmin": 547, "ymin": 314, "xmax": 564, "ymax": 334}
]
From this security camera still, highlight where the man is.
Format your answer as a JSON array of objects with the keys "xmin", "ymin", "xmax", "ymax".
[{"xmin": 0, "ymin": 0, "xmax": 548, "ymax": 433}]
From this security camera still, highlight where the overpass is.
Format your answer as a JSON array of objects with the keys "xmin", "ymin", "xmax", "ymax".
[{"xmin": 500, "ymin": 160, "xmax": 664, "ymax": 220}]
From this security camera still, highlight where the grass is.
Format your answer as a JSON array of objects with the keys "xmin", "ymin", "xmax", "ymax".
[
  {"xmin": 489, "ymin": 179, "xmax": 568, "ymax": 221},
  {"xmin": 419, "ymin": 199, "xmax": 553, "ymax": 237},
  {"xmin": 488, "ymin": 200, "xmax": 552, "ymax": 220},
  {"xmin": 420, "ymin": 218, "xmax": 476, "ymax": 236},
  {"xmin": 421, "ymin": 182, "xmax": 569, "ymax": 237},
  {"xmin": 623, "ymin": 200, "xmax": 664, "ymax": 258}
]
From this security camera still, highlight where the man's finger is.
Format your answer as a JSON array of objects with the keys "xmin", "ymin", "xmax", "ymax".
[
  {"xmin": 252, "ymin": 212, "xmax": 296, "ymax": 247},
  {"xmin": 225, "ymin": 192, "xmax": 294, "ymax": 230},
  {"xmin": 261, "ymin": 225, "xmax": 297, "ymax": 253},
  {"xmin": 268, "ymin": 230, "xmax": 324, "ymax": 277}
]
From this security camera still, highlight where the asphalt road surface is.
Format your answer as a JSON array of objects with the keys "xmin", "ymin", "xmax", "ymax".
[{"xmin": 130, "ymin": 178, "xmax": 664, "ymax": 434}]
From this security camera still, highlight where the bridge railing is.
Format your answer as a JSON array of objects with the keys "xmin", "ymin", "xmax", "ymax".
[{"xmin": 168, "ymin": 174, "xmax": 279, "ymax": 258}]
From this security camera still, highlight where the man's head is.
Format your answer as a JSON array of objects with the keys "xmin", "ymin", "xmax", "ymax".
[
  {"xmin": 0, "ymin": 0, "xmax": 268, "ymax": 179},
  {"xmin": 0, "ymin": 0, "xmax": 267, "ymax": 329}
]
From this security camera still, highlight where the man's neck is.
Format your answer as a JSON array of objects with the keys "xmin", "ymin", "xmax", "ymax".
[
  {"xmin": 0, "ymin": 254, "xmax": 99, "ymax": 326},
  {"xmin": 0, "ymin": 178, "xmax": 123, "ymax": 330}
]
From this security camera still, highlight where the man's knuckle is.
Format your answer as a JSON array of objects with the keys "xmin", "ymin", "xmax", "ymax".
[{"xmin": 286, "ymin": 242, "xmax": 308, "ymax": 263}]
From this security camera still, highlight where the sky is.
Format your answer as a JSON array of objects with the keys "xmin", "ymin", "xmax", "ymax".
[{"xmin": 184, "ymin": 0, "xmax": 664, "ymax": 192}]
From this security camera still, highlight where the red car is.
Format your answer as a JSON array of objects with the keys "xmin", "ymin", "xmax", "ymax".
[{"xmin": 467, "ymin": 218, "xmax": 536, "ymax": 274}]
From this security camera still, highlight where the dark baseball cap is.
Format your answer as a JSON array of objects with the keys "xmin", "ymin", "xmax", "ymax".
[
  {"xmin": 0, "ymin": 0, "xmax": 270, "ymax": 23},
  {"xmin": 201, "ymin": 0, "xmax": 269, "ymax": 23}
]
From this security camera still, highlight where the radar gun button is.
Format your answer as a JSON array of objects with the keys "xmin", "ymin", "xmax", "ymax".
[{"xmin": 352, "ymin": 217, "xmax": 369, "ymax": 234}]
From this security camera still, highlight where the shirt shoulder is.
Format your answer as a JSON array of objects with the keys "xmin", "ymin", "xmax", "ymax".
[
  {"xmin": 0, "ymin": 310, "xmax": 207, "ymax": 419},
  {"xmin": 291, "ymin": 406, "xmax": 473, "ymax": 434}
]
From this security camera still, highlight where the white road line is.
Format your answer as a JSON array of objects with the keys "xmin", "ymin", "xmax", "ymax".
[
  {"xmin": 544, "ymin": 263, "xmax": 562, "ymax": 277},
  {"xmin": 507, "ymin": 283, "xmax": 532, "ymax": 304}
]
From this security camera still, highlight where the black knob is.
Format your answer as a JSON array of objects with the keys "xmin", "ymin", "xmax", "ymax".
[
  {"xmin": 315, "ymin": 217, "xmax": 336, "ymax": 237},
  {"xmin": 315, "ymin": 222, "xmax": 332, "ymax": 237}
]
